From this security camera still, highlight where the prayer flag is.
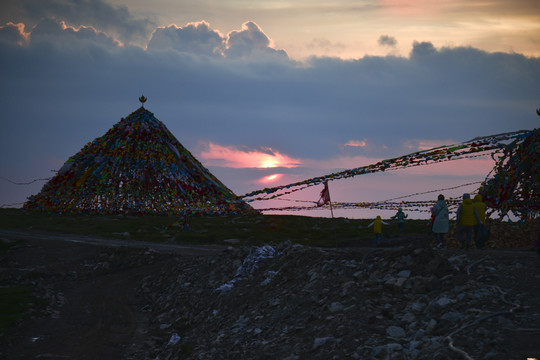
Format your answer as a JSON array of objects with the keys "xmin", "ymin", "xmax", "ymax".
[{"xmin": 317, "ymin": 181, "xmax": 331, "ymax": 207}]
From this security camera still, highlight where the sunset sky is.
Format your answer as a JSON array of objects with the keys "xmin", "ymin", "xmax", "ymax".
[{"xmin": 1, "ymin": 0, "xmax": 539, "ymax": 218}]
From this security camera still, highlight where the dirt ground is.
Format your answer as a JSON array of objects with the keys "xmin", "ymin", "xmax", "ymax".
[{"xmin": 1, "ymin": 229, "xmax": 539, "ymax": 360}]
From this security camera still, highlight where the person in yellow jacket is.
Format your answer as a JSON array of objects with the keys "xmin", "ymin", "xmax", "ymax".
[
  {"xmin": 368, "ymin": 215, "xmax": 389, "ymax": 245},
  {"xmin": 455, "ymin": 193, "xmax": 481, "ymax": 250},
  {"xmin": 473, "ymin": 194, "xmax": 488, "ymax": 249}
]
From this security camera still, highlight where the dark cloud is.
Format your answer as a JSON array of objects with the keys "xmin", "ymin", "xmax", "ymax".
[
  {"xmin": 30, "ymin": 17, "xmax": 121, "ymax": 48},
  {"xmin": 0, "ymin": 22, "xmax": 29, "ymax": 46},
  {"xmin": 148, "ymin": 21, "xmax": 224, "ymax": 57},
  {"xmin": 0, "ymin": 21, "xmax": 539, "ymax": 206},
  {"xmin": 378, "ymin": 35, "xmax": 397, "ymax": 47},
  {"xmin": 2, "ymin": 0, "xmax": 156, "ymax": 44},
  {"xmin": 147, "ymin": 20, "xmax": 288, "ymax": 60},
  {"xmin": 224, "ymin": 21, "xmax": 288, "ymax": 60},
  {"xmin": 410, "ymin": 41, "xmax": 437, "ymax": 58}
]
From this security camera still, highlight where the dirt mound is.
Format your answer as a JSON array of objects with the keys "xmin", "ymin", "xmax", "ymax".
[
  {"xmin": 1, "ymin": 233, "xmax": 539, "ymax": 360},
  {"xmin": 127, "ymin": 243, "xmax": 540, "ymax": 360}
]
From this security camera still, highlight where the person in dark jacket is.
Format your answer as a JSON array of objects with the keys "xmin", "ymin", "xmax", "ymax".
[
  {"xmin": 473, "ymin": 194, "xmax": 488, "ymax": 249},
  {"xmin": 391, "ymin": 207, "xmax": 408, "ymax": 233}
]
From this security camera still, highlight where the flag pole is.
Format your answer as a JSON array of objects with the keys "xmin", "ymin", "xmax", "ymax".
[{"xmin": 327, "ymin": 183, "xmax": 334, "ymax": 219}]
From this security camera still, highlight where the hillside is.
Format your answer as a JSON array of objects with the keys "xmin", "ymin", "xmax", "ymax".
[{"xmin": 1, "ymin": 220, "xmax": 539, "ymax": 359}]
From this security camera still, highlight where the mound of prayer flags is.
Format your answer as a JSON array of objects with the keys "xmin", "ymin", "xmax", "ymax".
[
  {"xmin": 479, "ymin": 128, "xmax": 539, "ymax": 220},
  {"xmin": 24, "ymin": 106, "xmax": 256, "ymax": 216}
]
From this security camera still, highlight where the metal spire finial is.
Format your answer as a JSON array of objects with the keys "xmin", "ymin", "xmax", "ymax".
[{"xmin": 139, "ymin": 95, "xmax": 147, "ymax": 108}]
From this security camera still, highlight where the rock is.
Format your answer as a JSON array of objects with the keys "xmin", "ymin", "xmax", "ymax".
[
  {"xmin": 394, "ymin": 277, "xmax": 407, "ymax": 287},
  {"xmin": 386, "ymin": 326, "xmax": 406, "ymax": 338},
  {"xmin": 386, "ymin": 343, "xmax": 403, "ymax": 351},
  {"xmin": 436, "ymin": 297, "xmax": 454, "ymax": 307},
  {"xmin": 329, "ymin": 302, "xmax": 344, "ymax": 313},
  {"xmin": 33, "ymin": 240, "xmax": 531, "ymax": 360},
  {"xmin": 441, "ymin": 311, "xmax": 464, "ymax": 322},
  {"xmin": 410, "ymin": 301, "xmax": 427, "ymax": 312},
  {"xmin": 312, "ymin": 336, "xmax": 334, "ymax": 349},
  {"xmin": 401, "ymin": 312, "xmax": 416, "ymax": 323},
  {"xmin": 397, "ymin": 270, "xmax": 411, "ymax": 278}
]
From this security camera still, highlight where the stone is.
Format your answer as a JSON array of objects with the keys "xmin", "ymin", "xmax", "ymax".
[
  {"xmin": 397, "ymin": 270, "xmax": 411, "ymax": 278},
  {"xmin": 386, "ymin": 326, "xmax": 406, "ymax": 338},
  {"xmin": 329, "ymin": 302, "xmax": 344, "ymax": 313},
  {"xmin": 441, "ymin": 311, "xmax": 464, "ymax": 322},
  {"xmin": 312, "ymin": 336, "xmax": 334, "ymax": 349},
  {"xmin": 38, "ymin": 240, "xmax": 531, "ymax": 360},
  {"xmin": 386, "ymin": 343, "xmax": 403, "ymax": 351},
  {"xmin": 410, "ymin": 302, "xmax": 426, "ymax": 312},
  {"xmin": 436, "ymin": 297, "xmax": 453, "ymax": 307}
]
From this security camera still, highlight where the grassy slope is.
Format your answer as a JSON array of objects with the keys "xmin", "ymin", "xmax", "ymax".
[{"xmin": 0, "ymin": 208, "xmax": 432, "ymax": 247}]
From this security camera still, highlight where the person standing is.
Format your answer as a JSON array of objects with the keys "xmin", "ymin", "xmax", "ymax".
[
  {"xmin": 391, "ymin": 207, "xmax": 408, "ymax": 234},
  {"xmin": 456, "ymin": 193, "xmax": 480, "ymax": 250},
  {"xmin": 473, "ymin": 194, "xmax": 488, "ymax": 249},
  {"xmin": 432, "ymin": 194, "xmax": 450, "ymax": 248},
  {"xmin": 368, "ymin": 216, "xmax": 389, "ymax": 245}
]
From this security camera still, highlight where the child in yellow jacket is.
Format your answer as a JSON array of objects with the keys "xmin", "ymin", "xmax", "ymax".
[{"xmin": 368, "ymin": 215, "xmax": 389, "ymax": 245}]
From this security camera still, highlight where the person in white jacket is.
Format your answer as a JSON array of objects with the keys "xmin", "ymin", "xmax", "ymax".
[{"xmin": 431, "ymin": 194, "xmax": 449, "ymax": 248}]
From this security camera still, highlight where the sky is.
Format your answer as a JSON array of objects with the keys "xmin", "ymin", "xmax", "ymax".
[{"xmin": 0, "ymin": 0, "xmax": 539, "ymax": 219}]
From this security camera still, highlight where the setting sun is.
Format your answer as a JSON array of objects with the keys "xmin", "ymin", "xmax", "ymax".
[
  {"xmin": 199, "ymin": 142, "xmax": 301, "ymax": 169},
  {"xmin": 258, "ymin": 173, "xmax": 283, "ymax": 184}
]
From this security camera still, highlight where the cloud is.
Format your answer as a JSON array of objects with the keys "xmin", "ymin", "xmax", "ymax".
[
  {"xmin": 402, "ymin": 139, "xmax": 455, "ymax": 151},
  {"xmin": 307, "ymin": 38, "xmax": 347, "ymax": 54},
  {"xmin": 378, "ymin": 34, "xmax": 397, "ymax": 47},
  {"xmin": 410, "ymin": 40, "xmax": 437, "ymax": 57},
  {"xmin": 224, "ymin": 21, "xmax": 288, "ymax": 60},
  {"xmin": 30, "ymin": 17, "xmax": 121, "ymax": 48},
  {"xmin": 344, "ymin": 140, "xmax": 368, "ymax": 147},
  {"xmin": 146, "ymin": 20, "xmax": 288, "ymax": 60},
  {"xmin": 257, "ymin": 173, "xmax": 284, "ymax": 184},
  {"xmin": 0, "ymin": 16, "xmax": 539, "ymax": 210},
  {"xmin": 0, "ymin": 22, "xmax": 29, "ymax": 46},
  {"xmin": 4, "ymin": 0, "xmax": 155, "ymax": 45},
  {"xmin": 147, "ymin": 21, "xmax": 224, "ymax": 56},
  {"xmin": 198, "ymin": 142, "xmax": 301, "ymax": 169}
]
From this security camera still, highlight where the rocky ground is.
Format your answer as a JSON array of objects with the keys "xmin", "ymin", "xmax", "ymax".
[{"xmin": 1, "ymin": 230, "xmax": 540, "ymax": 360}]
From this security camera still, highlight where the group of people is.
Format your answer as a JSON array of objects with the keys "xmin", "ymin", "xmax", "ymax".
[
  {"xmin": 432, "ymin": 193, "xmax": 488, "ymax": 250},
  {"xmin": 367, "ymin": 193, "xmax": 488, "ymax": 249},
  {"xmin": 366, "ymin": 208, "xmax": 408, "ymax": 245}
]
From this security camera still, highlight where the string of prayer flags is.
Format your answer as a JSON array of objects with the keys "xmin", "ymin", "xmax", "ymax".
[{"xmin": 240, "ymin": 130, "xmax": 533, "ymax": 203}]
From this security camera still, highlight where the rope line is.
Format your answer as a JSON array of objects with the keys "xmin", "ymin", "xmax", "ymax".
[
  {"xmin": 0, "ymin": 176, "xmax": 52, "ymax": 185},
  {"xmin": 240, "ymin": 129, "xmax": 530, "ymax": 201}
]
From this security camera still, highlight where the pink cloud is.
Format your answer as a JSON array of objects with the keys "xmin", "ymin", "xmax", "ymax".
[
  {"xmin": 344, "ymin": 139, "xmax": 367, "ymax": 147},
  {"xmin": 257, "ymin": 173, "xmax": 284, "ymax": 184},
  {"xmin": 402, "ymin": 138, "xmax": 455, "ymax": 151},
  {"xmin": 199, "ymin": 142, "xmax": 301, "ymax": 168},
  {"xmin": 397, "ymin": 156, "xmax": 495, "ymax": 177},
  {"xmin": 303, "ymin": 155, "xmax": 383, "ymax": 170},
  {"xmin": 0, "ymin": 22, "xmax": 30, "ymax": 46}
]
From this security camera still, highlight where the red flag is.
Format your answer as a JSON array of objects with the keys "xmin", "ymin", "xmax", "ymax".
[{"xmin": 317, "ymin": 181, "xmax": 330, "ymax": 206}]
